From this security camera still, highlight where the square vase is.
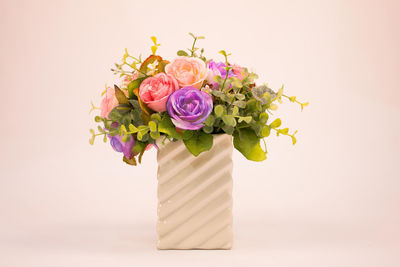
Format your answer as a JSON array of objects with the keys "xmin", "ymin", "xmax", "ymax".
[{"xmin": 156, "ymin": 134, "xmax": 233, "ymax": 250}]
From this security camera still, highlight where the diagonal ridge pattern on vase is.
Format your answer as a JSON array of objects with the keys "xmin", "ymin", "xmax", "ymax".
[{"xmin": 156, "ymin": 134, "xmax": 233, "ymax": 250}]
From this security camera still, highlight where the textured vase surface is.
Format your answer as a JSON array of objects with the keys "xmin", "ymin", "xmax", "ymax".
[{"xmin": 156, "ymin": 134, "xmax": 233, "ymax": 250}]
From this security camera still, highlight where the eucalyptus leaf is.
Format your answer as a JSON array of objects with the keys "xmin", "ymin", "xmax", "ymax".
[
  {"xmin": 177, "ymin": 50, "xmax": 189, "ymax": 56},
  {"xmin": 202, "ymin": 125, "xmax": 213, "ymax": 134},
  {"xmin": 128, "ymin": 124, "xmax": 138, "ymax": 133},
  {"xmin": 262, "ymin": 126, "xmax": 270, "ymax": 137},
  {"xmin": 214, "ymin": 105, "xmax": 225, "ymax": 117},
  {"xmin": 222, "ymin": 115, "xmax": 236, "ymax": 127},
  {"xmin": 232, "ymin": 100, "xmax": 246, "ymax": 108},
  {"xmin": 204, "ymin": 114, "xmax": 215, "ymax": 127},
  {"xmin": 150, "ymin": 113, "xmax": 162, "ymax": 121},
  {"xmin": 148, "ymin": 121, "xmax": 157, "ymax": 132}
]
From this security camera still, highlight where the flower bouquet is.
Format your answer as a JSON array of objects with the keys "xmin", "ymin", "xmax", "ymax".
[{"xmin": 89, "ymin": 34, "xmax": 307, "ymax": 249}]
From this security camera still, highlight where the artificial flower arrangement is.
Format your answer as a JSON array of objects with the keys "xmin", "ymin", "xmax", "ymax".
[{"xmin": 89, "ymin": 34, "xmax": 308, "ymax": 165}]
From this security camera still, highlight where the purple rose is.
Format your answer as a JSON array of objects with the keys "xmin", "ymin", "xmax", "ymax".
[
  {"xmin": 206, "ymin": 60, "xmax": 236, "ymax": 89},
  {"xmin": 108, "ymin": 122, "xmax": 135, "ymax": 159},
  {"xmin": 166, "ymin": 87, "xmax": 213, "ymax": 130}
]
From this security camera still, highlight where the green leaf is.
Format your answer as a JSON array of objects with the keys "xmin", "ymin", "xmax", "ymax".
[
  {"xmin": 222, "ymin": 115, "xmax": 236, "ymax": 127},
  {"xmin": 109, "ymin": 128, "xmax": 118, "ymax": 137},
  {"xmin": 150, "ymin": 113, "xmax": 161, "ymax": 121},
  {"xmin": 89, "ymin": 136, "xmax": 95, "ymax": 145},
  {"xmin": 150, "ymin": 131, "xmax": 160, "ymax": 139},
  {"xmin": 177, "ymin": 50, "xmax": 189, "ymax": 56},
  {"xmin": 231, "ymin": 106, "xmax": 239, "ymax": 116},
  {"xmin": 219, "ymin": 50, "xmax": 227, "ymax": 57},
  {"xmin": 222, "ymin": 125, "xmax": 234, "ymax": 135},
  {"xmin": 148, "ymin": 121, "xmax": 157, "ymax": 132},
  {"xmin": 259, "ymin": 112, "xmax": 269, "ymax": 124},
  {"xmin": 231, "ymin": 78, "xmax": 242, "ymax": 88},
  {"xmin": 280, "ymin": 128, "xmax": 289, "ymax": 134},
  {"xmin": 202, "ymin": 125, "xmax": 213, "ymax": 133},
  {"xmin": 132, "ymin": 141, "xmax": 147, "ymax": 155},
  {"xmin": 123, "ymin": 156, "xmax": 137, "ymax": 166},
  {"xmin": 291, "ymin": 135, "xmax": 297, "ymax": 145},
  {"xmin": 233, "ymin": 128, "xmax": 266, "ymax": 161},
  {"xmin": 94, "ymin": 116, "xmax": 102, "ymax": 122},
  {"xmin": 214, "ymin": 105, "xmax": 224, "ymax": 117},
  {"xmin": 247, "ymin": 72, "xmax": 259, "ymax": 81},
  {"xmin": 237, "ymin": 116, "xmax": 252, "ymax": 123},
  {"xmin": 183, "ymin": 131, "xmax": 213, "ymax": 157},
  {"xmin": 128, "ymin": 124, "xmax": 138, "ymax": 133},
  {"xmin": 129, "ymin": 99, "xmax": 140, "ymax": 110},
  {"xmin": 158, "ymin": 115, "xmax": 185, "ymax": 139},
  {"xmin": 137, "ymin": 131, "xmax": 143, "ymax": 140},
  {"xmin": 235, "ymin": 94, "xmax": 245, "ymax": 100},
  {"xmin": 262, "ymin": 126, "xmax": 270, "ymax": 137},
  {"xmin": 114, "ymin": 85, "xmax": 129, "ymax": 104},
  {"xmin": 269, "ymin": 103, "xmax": 278, "ymax": 111},
  {"xmin": 246, "ymin": 99, "xmax": 262, "ymax": 113},
  {"xmin": 97, "ymin": 126, "xmax": 105, "ymax": 133},
  {"xmin": 127, "ymin": 77, "xmax": 146, "ymax": 98},
  {"xmin": 232, "ymin": 101, "xmax": 246, "ymax": 108},
  {"xmin": 109, "ymin": 108, "xmax": 122, "ymax": 121},
  {"xmin": 204, "ymin": 114, "xmax": 215, "ymax": 127},
  {"xmin": 119, "ymin": 125, "xmax": 127, "ymax": 136},
  {"xmin": 122, "ymin": 134, "xmax": 131, "ymax": 143},
  {"xmin": 270, "ymin": 118, "xmax": 281, "ymax": 128}
]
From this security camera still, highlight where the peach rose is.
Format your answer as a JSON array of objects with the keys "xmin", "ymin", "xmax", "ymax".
[
  {"xmin": 100, "ymin": 86, "xmax": 119, "ymax": 118},
  {"xmin": 139, "ymin": 73, "xmax": 179, "ymax": 112},
  {"xmin": 165, "ymin": 56, "xmax": 208, "ymax": 89}
]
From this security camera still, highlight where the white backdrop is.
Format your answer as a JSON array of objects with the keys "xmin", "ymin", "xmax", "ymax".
[{"xmin": 0, "ymin": 0, "xmax": 399, "ymax": 266}]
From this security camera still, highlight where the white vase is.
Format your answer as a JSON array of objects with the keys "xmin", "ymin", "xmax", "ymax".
[{"xmin": 156, "ymin": 134, "xmax": 233, "ymax": 250}]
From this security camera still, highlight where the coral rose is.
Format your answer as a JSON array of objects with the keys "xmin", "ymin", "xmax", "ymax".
[
  {"xmin": 100, "ymin": 86, "xmax": 119, "ymax": 118},
  {"xmin": 139, "ymin": 73, "xmax": 179, "ymax": 112},
  {"xmin": 165, "ymin": 56, "xmax": 208, "ymax": 89}
]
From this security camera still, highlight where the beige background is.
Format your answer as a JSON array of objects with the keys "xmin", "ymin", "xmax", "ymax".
[{"xmin": 1, "ymin": 0, "xmax": 399, "ymax": 266}]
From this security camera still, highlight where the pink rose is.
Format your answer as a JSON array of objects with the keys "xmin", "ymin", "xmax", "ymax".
[
  {"xmin": 100, "ymin": 86, "xmax": 119, "ymax": 118},
  {"xmin": 139, "ymin": 73, "xmax": 179, "ymax": 112},
  {"xmin": 232, "ymin": 65, "xmax": 245, "ymax": 80},
  {"xmin": 165, "ymin": 56, "xmax": 208, "ymax": 89}
]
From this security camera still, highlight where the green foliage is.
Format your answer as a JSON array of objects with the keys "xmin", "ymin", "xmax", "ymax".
[
  {"xmin": 177, "ymin": 33, "xmax": 206, "ymax": 60},
  {"xmin": 233, "ymin": 128, "xmax": 266, "ymax": 161},
  {"xmin": 90, "ymin": 34, "xmax": 308, "ymax": 165},
  {"xmin": 183, "ymin": 131, "xmax": 213, "ymax": 156}
]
